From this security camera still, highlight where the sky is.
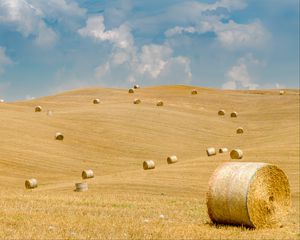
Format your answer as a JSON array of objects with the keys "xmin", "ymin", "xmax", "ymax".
[{"xmin": 0, "ymin": 0, "xmax": 299, "ymax": 101}]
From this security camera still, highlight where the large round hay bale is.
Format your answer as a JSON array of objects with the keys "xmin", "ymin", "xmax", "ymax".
[
  {"xmin": 167, "ymin": 155, "xmax": 178, "ymax": 164},
  {"xmin": 143, "ymin": 160, "xmax": 155, "ymax": 170},
  {"xmin": 156, "ymin": 100, "xmax": 164, "ymax": 106},
  {"xmin": 207, "ymin": 162, "xmax": 291, "ymax": 228},
  {"xmin": 236, "ymin": 127, "xmax": 244, "ymax": 134},
  {"xmin": 191, "ymin": 89, "xmax": 198, "ymax": 95},
  {"xmin": 279, "ymin": 90, "xmax": 285, "ymax": 95},
  {"xmin": 128, "ymin": 88, "xmax": 134, "ymax": 93},
  {"xmin": 0, "ymin": 99, "xmax": 5, "ymax": 103},
  {"xmin": 133, "ymin": 99, "xmax": 141, "ymax": 104},
  {"xmin": 206, "ymin": 147, "xmax": 216, "ymax": 156},
  {"xmin": 134, "ymin": 84, "xmax": 140, "ymax": 89},
  {"xmin": 93, "ymin": 99, "xmax": 100, "ymax": 104},
  {"xmin": 230, "ymin": 149, "xmax": 243, "ymax": 159},
  {"xmin": 75, "ymin": 182, "xmax": 88, "ymax": 192},
  {"xmin": 35, "ymin": 106, "xmax": 42, "ymax": 112},
  {"xmin": 82, "ymin": 170, "xmax": 94, "ymax": 179},
  {"xmin": 55, "ymin": 132, "xmax": 64, "ymax": 140},
  {"xmin": 25, "ymin": 178, "xmax": 38, "ymax": 189},
  {"xmin": 218, "ymin": 110, "xmax": 225, "ymax": 116},
  {"xmin": 219, "ymin": 148, "xmax": 228, "ymax": 153},
  {"xmin": 231, "ymin": 111, "xmax": 238, "ymax": 118}
]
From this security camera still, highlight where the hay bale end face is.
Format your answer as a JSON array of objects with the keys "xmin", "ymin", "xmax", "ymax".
[
  {"xmin": 219, "ymin": 148, "xmax": 228, "ymax": 153},
  {"xmin": 279, "ymin": 90, "xmax": 285, "ymax": 95},
  {"xmin": 236, "ymin": 127, "xmax": 244, "ymax": 134},
  {"xmin": 143, "ymin": 160, "xmax": 155, "ymax": 170},
  {"xmin": 134, "ymin": 84, "xmax": 140, "ymax": 89},
  {"xmin": 82, "ymin": 170, "xmax": 94, "ymax": 179},
  {"xmin": 133, "ymin": 99, "xmax": 141, "ymax": 104},
  {"xmin": 55, "ymin": 132, "xmax": 64, "ymax": 140},
  {"xmin": 231, "ymin": 111, "xmax": 238, "ymax": 118},
  {"xmin": 25, "ymin": 178, "xmax": 38, "ymax": 189},
  {"xmin": 207, "ymin": 147, "xmax": 216, "ymax": 156},
  {"xmin": 218, "ymin": 110, "xmax": 225, "ymax": 116},
  {"xmin": 230, "ymin": 149, "xmax": 243, "ymax": 159},
  {"xmin": 207, "ymin": 162, "xmax": 291, "ymax": 228},
  {"xmin": 35, "ymin": 106, "xmax": 42, "ymax": 112},
  {"xmin": 156, "ymin": 100, "xmax": 164, "ymax": 106},
  {"xmin": 93, "ymin": 99, "xmax": 100, "ymax": 104},
  {"xmin": 167, "ymin": 155, "xmax": 178, "ymax": 164},
  {"xmin": 75, "ymin": 182, "xmax": 88, "ymax": 192},
  {"xmin": 128, "ymin": 88, "xmax": 134, "ymax": 93},
  {"xmin": 191, "ymin": 89, "xmax": 198, "ymax": 95}
]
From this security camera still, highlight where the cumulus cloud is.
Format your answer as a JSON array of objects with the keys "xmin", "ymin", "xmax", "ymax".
[{"xmin": 0, "ymin": 47, "xmax": 12, "ymax": 75}]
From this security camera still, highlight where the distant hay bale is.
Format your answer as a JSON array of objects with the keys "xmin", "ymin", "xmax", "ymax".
[
  {"xmin": 279, "ymin": 90, "xmax": 285, "ymax": 95},
  {"xmin": 55, "ymin": 132, "xmax": 64, "ymax": 140},
  {"xmin": 236, "ymin": 127, "xmax": 244, "ymax": 134},
  {"xmin": 219, "ymin": 148, "xmax": 228, "ymax": 153},
  {"xmin": 218, "ymin": 110, "xmax": 225, "ymax": 116},
  {"xmin": 134, "ymin": 85, "xmax": 140, "ymax": 89},
  {"xmin": 230, "ymin": 149, "xmax": 243, "ymax": 159},
  {"xmin": 143, "ymin": 160, "xmax": 155, "ymax": 170},
  {"xmin": 156, "ymin": 100, "xmax": 164, "ymax": 106},
  {"xmin": 35, "ymin": 106, "xmax": 42, "ymax": 112},
  {"xmin": 93, "ymin": 99, "xmax": 100, "ymax": 104},
  {"xmin": 0, "ymin": 99, "xmax": 4, "ymax": 103},
  {"xmin": 25, "ymin": 178, "xmax": 38, "ymax": 189},
  {"xmin": 128, "ymin": 88, "xmax": 134, "ymax": 93},
  {"xmin": 133, "ymin": 98, "xmax": 141, "ymax": 104},
  {"xmin": 75, "ymin": 182, "xmax": 88, "ymax": 192},
  {"xmin": 82, "ymin": 170, "xmax": 94, "ymax": 179},
  {"xmin": 167, "ymin": 155, "xmax": 178, "ymax": 164},
  {"xmin": 207, "ymin": 162, "xmax": 291, "ymax": 228},
  {"xmin": 206, "ymin": 147, "xmax": 216, "ymax": 156},
  {"xmin": 231, "ymin": 111, "xmax": 238, "ymax": 118},
  {"xmin": 191, "ymin": 89, "xmax": 198, "ymax": 95}
]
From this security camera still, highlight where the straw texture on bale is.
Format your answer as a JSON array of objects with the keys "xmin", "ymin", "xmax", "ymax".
[
  {"xmin": 207, "ymin": 162, "xmax": 291, "ymax": 228},
  {"xmin": 279, "ymin": 90, "xmax": 285, "ymax": 95},
  {"xmin": 230, "ymin": 149, "xmax": 243, "ymax": 159},
  {"xmin": 167, "ymin": 155, "xmax": 178, "ymax": 164},
  {"xmin": 206, "ymin": 147, "xmax": 216, "ymax": 156},
  {"xmin": 35, "ymin": 106, "xmax": 42, "ymax": 112},
  {"xmin": 236, "ymin": 127, "xmax": 244, "ymax": 134},
  {"xmin": 55, "ymin": 132, "xmax": 64, "ymax": 140},
  {"xmin": 82, "ymin": 170, "xmax": 94, "ymax": 179},
  {"xmin": 156, "ymin": 101, "xmax": 164, "ymax": 106},
  {"xmin": 133, "ymin": 99, "xmax": 141, "ymax": 104},
  {"xmin": 143, "ymin": 160, "xmax": 155, "ymax": 170},
  {"xmin": 134, "ymin": 85, "xmax": 140, "ymax": 89},
  {"xmin": 231, "ymin": 112, "xmax": 238, "ymax": 118},
  {"xmin": 75, "ymin": 182, "xmax": 88, "ymax": 192},
  {"xmin": 219, "ymin": 148, "xmax": 228, "ymax": 153},
  {"xmin": 128, "ymin": 88, "xmax": 134, "ymax": 93},
  {"xmin": 25, "ymin": 178, "xmax": 38, "ymax": 189},
  {"xmin": 191, "ymin": 89, "xmax": 198, "ymax": 95},
  {"xmin": 93, "ymin": 99, "xmax": 100, "ymax": 104},
  {"xmin": 218, "ymin": 110, "xmax": 225, "ymax": 116}
]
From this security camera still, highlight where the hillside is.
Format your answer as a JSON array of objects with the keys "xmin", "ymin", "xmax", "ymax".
[{"xmin": 0, "ymin": 85, "xmax": 299, "ymax": 239}]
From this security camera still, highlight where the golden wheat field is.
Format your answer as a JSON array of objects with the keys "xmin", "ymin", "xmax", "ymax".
[{"xmin": 0, "ymin": 85, "xmax": 299, "ymax": 239}]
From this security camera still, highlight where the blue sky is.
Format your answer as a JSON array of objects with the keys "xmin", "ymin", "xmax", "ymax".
[{"xmin": 0, "ymin": 0, "xmax": 299, "ymax": 101}]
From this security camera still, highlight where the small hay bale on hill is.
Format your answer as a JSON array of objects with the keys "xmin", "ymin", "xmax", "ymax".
[
  {"xmin": 133, "ymin": 99, "xmax": 141, "ymax": 104},
  {"xmin": 134, "ymin": 85, "xmax": 140, "ymax": 89},
  {"xmin": 218, "ymin": 110, "xmax": 225, "ymax": 116},
  {"xmin": 167, "ymin": 155, "xmax": 178, "ymax": 164},
  {"xmin": 219, "ymin": 148, "xmax": 228, "ymax": 153},
  {"xmin": 236, "ymin": 127, "xmax": 244, "ymax": 134},
  {"xmin": 279, "ymin": 90, "xmax": 285, "ymax": 95},
  {"xmin": 55, "ymin": 132, "xmax": 64, "ymax": 140},
  {"xmin": 82, "ymin": 170, "xmax": 94, "ymax": 179},
  {"xmin": 128, "ymin": 88, "xmax": 134, "ymax": 93},
  {"xmin": 206, "ymin": 147, "xmax": 216, "ymax": 156},
  {"xmin": 156, "ymin": 100, "xmax": 164, "ymax": 106},
  {"xmin": 35, "ymin": 106, "xmax": 42, "ymax": 112},
  {"xmin": 230, "ymin": 149, "xmax": 243, "ymax": 159},
  {"xmin": 75, "ymin": 182, "xmax": 88, "ymax": 192},
  {"xmin": 25, "ymin": 178, "xmax": 38, "ymax": 189},
  {"xmin": 0, "ymin": 99, "xmax": 4, "ymax": 103},
  {"xmin": 93, "ymin": 99, "xmax": 100, "ymax": 104},
  {"xmin": 207, "ymin": 162, "xmax": 291, "ymax": 228},
  {"xmin": 191, "ymin": 89, "xmax": 198, "ymax": 95},
  {"xmin": 231, "ymin": 111, "xmax": 238, "ymax": 118},
  {"xmin": 143, "ymin": 160, "xmax": 155, "ymax": 170}
]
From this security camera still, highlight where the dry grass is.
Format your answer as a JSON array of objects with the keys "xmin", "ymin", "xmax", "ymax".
[{"xmin": 0, "ymin": 85, "xmax": 299, "ymax": 239}]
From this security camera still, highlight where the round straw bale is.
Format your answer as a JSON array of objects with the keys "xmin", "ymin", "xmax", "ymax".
[
  {"xmin": 206, "ymin": 147, "xmax": 216, "ymax": 156},
  {"xmin": 55, "ymin": 132, "xmax": 64, "ymax": 140},
  {"xmin": 133, "ymin": 98, "xmax": 141, "ymax": 104},
  {"xmin": 134, "ymin": 84, "xmax": 140, "ymax": 89},
  {"xmin": 25, "ymin": 178, "xmax": 38, "ymax": 189},
  {"xmin": 35, "ymin": 106, "xmax": 42, "ymax": 112},
  {"xmin": 156, "ymin": 100, "xmax": 164, "ymax": 106},
  {"xmin": 279, "ymin": 90, "xmax": 285, "ymax": 95},
  {"xmin": 128, "ymin": 88, "xmax": 134, "ymax": 93},
  {"xmin": 143, "ymin": 160, "xmax": 155, "ymax": 170},
  {"xmin": 82, "ymin": 170, "xmax": 94, "ymax": 179},
  {"xmin": 75, "ymin": 182, "xmax": 88, "ymax": 192},
  {"xmin": 219, "ymin": 148, "xmax": 228, "ymax": 153},
  {"xmin": 167, "ymin": 155, "xmax": 178, "ymax": 164},
  {"xmin": 231, "ymin": 111, "xmax": 238, "ymax": 118},
  {"xmin": 218, "ymin": 110, "xmax": 225, "ymax": 116},
  {"xmin": 191, "ymin": 89, "xmax": 198, "ymax": 95},
  {"xmin": 0, "ymin": 99, "xmax": 4, "ymax": 103},
  {"xmin": 236, "ymin": 127, "xmax": 244, "ymax": 134},
  {"xmin": 207, "ymin": 162, "xmax": 291, "ymax": 228},
  {"xmin": 93, "ymin": 98, "xmax": 100, "ymax": 104},
  {"xmin": 230, "ymin": 149, "xmax": 243, "ymax": 159}
]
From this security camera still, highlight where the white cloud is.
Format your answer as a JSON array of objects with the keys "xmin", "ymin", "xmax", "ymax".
[
  {"xmin": 0, "ymin": 47, "xmax": 12, "ymax": 75},
  {"xmin": 95, "ymin": 62, "xmax": 110, "ymax": 79}
]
